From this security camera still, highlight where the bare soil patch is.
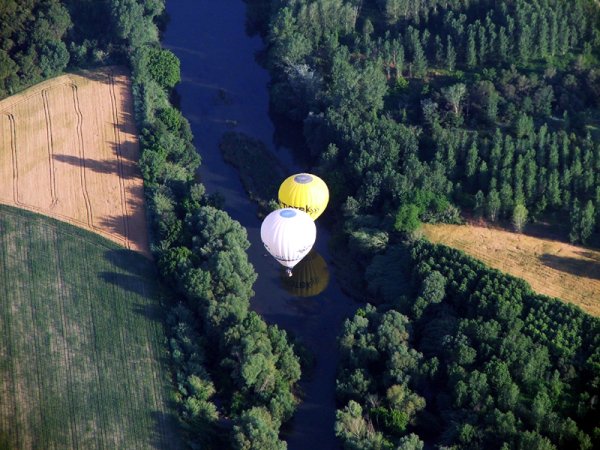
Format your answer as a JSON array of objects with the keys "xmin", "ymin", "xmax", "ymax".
[
  {"xmin": 0, "ymin": 67, "xmax": 149, "ymax": 255},
  {"xmin": 422, "ymin": 223, "xmax": 600, "ymax": 317}
]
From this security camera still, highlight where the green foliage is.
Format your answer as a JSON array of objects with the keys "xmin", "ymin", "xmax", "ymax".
[
  {"xmin": 337, "ymin": 239, "xmax": 600, "ymax": 448},
  {"xmin": 232, "ymin": 407, "xmax": 286, "ymax": 450},
  {"xmin": 0, "ymin": 0, "xmax": 72, "ymax": 96},
  {"xmin": 370, "ymin": 407, "xmax": 409, "ymax": 435},
  {"xmin": 335, "ymin": 400, "xmax": 393, "ymax": 450},
  {"xmin": 139, "ymin": 46, "xmax": 181, "ymax": 89},
  {"xmin": 262, "ymin": 1, "xmax": 600, "ymax": 448},
  {"xmin": 512, "ymin": 203, "xmax": 528, "ymax": 232},
  {"xmin": 394, "ymin": 204, "xmax": 421, "ymax": 233},
  {"xmin": 570, "ymin": 199, "xmax": 596, "ymax": 244}
]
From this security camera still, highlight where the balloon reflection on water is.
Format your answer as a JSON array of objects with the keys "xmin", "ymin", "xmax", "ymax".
[{"xmin": 280, "ymin": 250, "xmax": 329, "ymax": 298}]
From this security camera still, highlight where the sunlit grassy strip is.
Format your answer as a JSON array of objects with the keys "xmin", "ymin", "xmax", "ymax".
[
  {"xmin": 0, "ymin": 205, "xmax": 180, "ymax": 449},
  {"xmin": 422, "ymin": 223, "xmax": 600, "ymax": 317}
]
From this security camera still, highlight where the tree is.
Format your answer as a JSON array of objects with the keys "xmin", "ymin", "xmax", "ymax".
[
  {"xmin": 421, "ymin": 270, "xmax": 446, "ymax": 304},
  {"xmin": 467, "ymin": 29, "xmax": 477, "ymax": 68},
  {"xmin": 474, "ymin": 190, "xmax": 485, "ymax": 216},
  {"xmin": 486, "ymin": 189, "xmax": 501, "ymax": 221},
  {"xmin": 446, "ymin": 36, "xmax": 456, "ymax": 71},
  {"xmin": 465, "ymin": 142, "xmax": 479, "ymax": 184},
  {"xmin": 140, "ymin": 46, "xmax": 181, "ymax": 89},
  {"xmin": 396, "ymin": 434, "xmax": 424, "ymax": 450},
  {"xmin": 570, "ymin": 200, "xmax": 596, "ymax": 244},
  {"xmin": 394, "ymin": 204, "xmax": 421, "ymax": 233},
  {"xmin": 442, "ymin": 83, "xmax": 466, "ymax": 117},
  {"xmin": 580, "ymin": 201, "xmax": 596, "ymax": 244},
  {"xmin": 512, "ymin": 204, "xmax": 528, "ymax": 233},
  {"xmin": 412, "ymin": 40, "xmax": 427, "ymax": 78},
  {"xmin": 232, "ymin": 407, "xmax": 285, "ymax": 450},
  {"xmin": 335, "ymin": 401, "xmax": 390, "ymax": 449}
]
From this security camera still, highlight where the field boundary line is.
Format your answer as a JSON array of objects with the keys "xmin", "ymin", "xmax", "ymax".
[
  {"xmin": 107, "ymin": 71, "xmax": 131, "ymax": 250},
  {"xmin": 69, "ymin": 82, "xmax": 94, "ymax": 228},
  {"xmin": 0, "ymin": 206, "xmax": 130, "ymax": 255},
  {"xmin": 41, "ymin": 89, "xmax": 58, "ymax": 207}
]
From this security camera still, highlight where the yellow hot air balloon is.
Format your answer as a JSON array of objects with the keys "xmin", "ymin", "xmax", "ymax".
[
  {"xmin": 281, "ymin": 250, "xmax": 329, "ymax": 297},
  {"xmin": 278, "ymin": 173, "xmax": 329, "ymax": 220}
]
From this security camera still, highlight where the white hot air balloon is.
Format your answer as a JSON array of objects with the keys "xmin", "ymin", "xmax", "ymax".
[{"xmin": 260, "ymin": 208, "xmax": 316, "ymax": 276}]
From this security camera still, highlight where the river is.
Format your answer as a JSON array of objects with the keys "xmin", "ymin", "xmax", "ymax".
[{"xmin": 162, "ymin": 1, "xmax": 358, "ymax": 449}]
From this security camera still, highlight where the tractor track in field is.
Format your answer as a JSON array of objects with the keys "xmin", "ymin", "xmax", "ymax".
[
  {"xmin": 0, "ymin": 68, "xmax": 149, "ymax": 255},
  {"xmin": 5, "ymin": 113, "xmax": 20, "ymax": 206},
  {"xmin": 107, "ymin": 71, "xmax": 131, "ymax": 251},
  {"xmin": 41, "ymin": 89, "xmax": 58, "ymax": 207},
  {"xmin": 69, "ymin": 82, "xmax": 94, "ymax": 229}
]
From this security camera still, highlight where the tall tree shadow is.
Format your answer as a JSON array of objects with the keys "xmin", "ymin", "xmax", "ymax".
[{"xmin": 539, "ymin": 253, "xmax": 600, "ymax": 281}]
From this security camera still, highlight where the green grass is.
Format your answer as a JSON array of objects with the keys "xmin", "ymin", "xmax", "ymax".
[{"xmin": 0, "ymin": 205, "xmax": 181, "ymax": 449}]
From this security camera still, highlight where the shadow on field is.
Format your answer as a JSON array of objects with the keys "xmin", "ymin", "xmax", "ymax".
[
  {"xmin": 539, "ymin": 253, "xmax": 600, "ymax": 281},
  {"xmin": 149, "ymin": 410, "xmax": 184, "ymax": 450},
  {"xmin": 101, "ymin": 249, "xmax": 168, "ymax": 326},
  {"xmin": 53, "ymin": 153, "xmax": 137, "ymax": 179},
  {"xmin": 100, "ymin": 249, "xmax": 162, "ymax": 311},
  {"xmin": 105, "ymin": 248, "xmax": 155, "ymax": 272}
]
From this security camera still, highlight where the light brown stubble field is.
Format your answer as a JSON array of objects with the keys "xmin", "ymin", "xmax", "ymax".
[
  {"xmin": 422, "ymin": 223, "xmax": 600, "ymax": 317},
  {"xmin": 0, "ymin": 67, "xmax": 148, "ymax": 255}
]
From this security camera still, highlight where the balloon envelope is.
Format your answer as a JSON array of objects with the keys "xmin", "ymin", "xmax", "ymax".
[
  {"xmin": 260, "ymin": 208, "xmax": 316, "ymax": 269},
  {"xmin": 281, "ymin": 250, "xmax": 329, "ymax": 297},
  {"xmin": 278, "ymin": 173, "xmax": 329, "ymax": 220}
]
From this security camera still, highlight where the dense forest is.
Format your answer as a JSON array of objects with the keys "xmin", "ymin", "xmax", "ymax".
[
  {"xmin": 252, "ymin": 0, "xmax": 600, "ymax": 448},
  {"xmin": 0, "ymin": 1, "xmax": 300, "ymax": 448},
  {"xmin": 337, "ymin": 242, "xmax": 600, "ymax": 448},
  {"xmin": 259, "ymin": 0, "xmax": 600, "ymax": 243}
]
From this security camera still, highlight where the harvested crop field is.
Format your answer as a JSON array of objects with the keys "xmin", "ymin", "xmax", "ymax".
[
  {"xmin": 422, "ymin": 223, "xmax": 600, "ymax": 317},
  {"xmin": 0, "ymin": 205, "xmax": 180, "ymax": 449},
  {"xmin": 0, "ymin": 67, "xmax": 148, "ymax": 255}
]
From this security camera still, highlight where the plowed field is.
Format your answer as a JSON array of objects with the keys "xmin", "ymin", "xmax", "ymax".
[
  {"xmin": 422, "ymin": 223, "xmax": 600, "ymax": 317},
  {"xmin": 0, "ymin": 67, "xmax": 148, "ymax": 255}
]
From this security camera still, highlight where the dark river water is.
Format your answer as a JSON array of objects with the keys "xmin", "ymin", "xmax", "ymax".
[{"xmin": 163, "ymin": 1, "xmax": 358, "ymax": 449}]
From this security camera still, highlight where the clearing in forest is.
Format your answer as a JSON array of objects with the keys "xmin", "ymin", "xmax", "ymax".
[
  {"xmin": 0, "ymin": 67, "xmax": 148, "ymax": 255},
  {"xmin": 422, "ymin": 223, "xmax": 600, "ymax": 317},
  {"xmin": 0, "ymin": 205, "xmax": 180, "ymax": 449}
]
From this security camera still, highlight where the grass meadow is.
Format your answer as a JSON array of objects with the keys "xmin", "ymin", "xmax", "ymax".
[{"xmin": 0, "ymin": 205, "xmax": 180, "ymax": 449}]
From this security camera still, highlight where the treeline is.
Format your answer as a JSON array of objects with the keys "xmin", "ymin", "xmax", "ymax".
[
  {"xmin": 1, "ymin": 1, "xmax": 301, "ymax": 447},
  {"xmin": 333, "ymin": 241, "xmax": 600, "ymax": 449},
  {"xmin": 262, "ymin": 0, "xmax": 600, "ymax": 242},
  {"xmin": 0, "ymin": 0, "xmax": 71, "ymax": 95},
  {"xmin": 0, "ymin": 0, "xmax": 164, "ymax": 98}
]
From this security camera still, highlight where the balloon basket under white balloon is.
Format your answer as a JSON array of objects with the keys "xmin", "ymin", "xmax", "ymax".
[{"xmin": 286, "ymin": 268, "xmax": 293, "ymax": 277}]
